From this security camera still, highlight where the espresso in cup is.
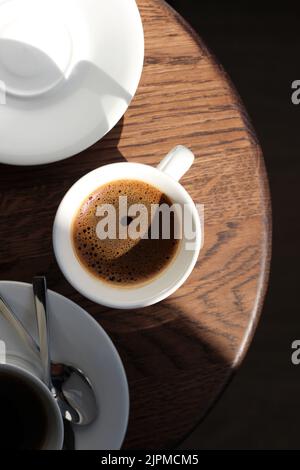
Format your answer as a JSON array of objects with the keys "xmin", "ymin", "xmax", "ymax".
[
  {"xmin": 72, "ymin": 179, "xmax": 180, "ymax": 287},
  {"xmin": 0, "ymin": 365, "xmax": 63, "ymax": 450},
  {"xmin": 0, "ymin": 369, "xmax": 49, "ymax": 449}
]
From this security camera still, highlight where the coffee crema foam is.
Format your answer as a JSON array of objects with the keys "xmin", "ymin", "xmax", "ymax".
[{"xmin": 72, "ymin": 180, "xmax": 180, "ymax": 287}]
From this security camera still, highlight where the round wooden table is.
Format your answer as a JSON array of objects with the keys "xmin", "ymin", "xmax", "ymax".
[{"xmin": 0, "ymin": 0, "xmax": 271, "ymax": 449}]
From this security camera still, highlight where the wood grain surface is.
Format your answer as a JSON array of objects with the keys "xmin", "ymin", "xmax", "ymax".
[{"xmin": 0, "ymin": 0, "xmax": 271, "ymax": 449}]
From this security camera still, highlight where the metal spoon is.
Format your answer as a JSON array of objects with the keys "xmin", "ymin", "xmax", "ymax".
[
  {"xmin": 33, "ymin": 276, "xmax": 98, "ymax": 426},
  {"xmin": 0, "ymin": 283, "xmax": 98, "ymax": 426}
]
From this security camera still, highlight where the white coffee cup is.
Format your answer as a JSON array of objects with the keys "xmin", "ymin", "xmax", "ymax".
[
  {"xmin": 53, "ymin": 146, "xmax": 202, "ymax": 309},
  {"xmin": 0, "ymin": 363, "xmax": 64, "ymax": 450},
  {"xmin": 0, "ymin": 315, "xmax": 63, "ymax": 450}
]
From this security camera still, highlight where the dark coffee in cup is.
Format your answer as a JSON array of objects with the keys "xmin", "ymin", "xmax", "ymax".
[
  {"xmin": 0, "ymin": 369, "xmax": 49, "ymax": 449},
  {"xmin": 72, "ymin": 179, "xmax": 180, "ymax": 286}
]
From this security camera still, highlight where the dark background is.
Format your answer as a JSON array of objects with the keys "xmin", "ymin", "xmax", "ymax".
[{"xmin": 165, "ymin": 0, "xmax": 300, "ymax": 449}]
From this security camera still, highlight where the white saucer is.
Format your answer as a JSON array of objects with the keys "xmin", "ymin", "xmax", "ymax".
[
  {"xmin": 0, "ymin": 281, "xmax": 129, "ymax": 450},
  {"xmin": 0, "ymin": 0, "xmax": 144, "ymax": 165}
]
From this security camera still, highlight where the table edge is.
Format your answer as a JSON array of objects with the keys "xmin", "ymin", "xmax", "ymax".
[{"xmin": 155, "ymin": 0, "xmax": 273, "ymax": 447}]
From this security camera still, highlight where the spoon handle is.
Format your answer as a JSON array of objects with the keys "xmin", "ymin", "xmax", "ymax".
[
  {"xmin": 33, "ymin": 276, "xmax": 52, "ymax": 390},
  {"xmin": 62, "ymin": 419, "xmax": 75, "ymax": 450},
  {"xmin": 33, "ymin": 277, "xmax": 81, "ymax": 428}
]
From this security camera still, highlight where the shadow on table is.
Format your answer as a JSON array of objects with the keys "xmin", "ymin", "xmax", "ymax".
[{"xmin": 93, "ymin": 300, "xmax": 232, "ymax": 449}]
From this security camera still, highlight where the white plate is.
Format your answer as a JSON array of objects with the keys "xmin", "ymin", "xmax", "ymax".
[
  {"xmin": 0, "ymin": 281, "xmax": 129, "ymax": 450},
  {"xmin": 0, "ymin": 0, "xmax": 144, "ymax": 165}
]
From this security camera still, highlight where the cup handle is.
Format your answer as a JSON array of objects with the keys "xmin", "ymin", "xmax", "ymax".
[{"xmin": 157, "ymin": 145, "xmax": 195, "ymax": 182}]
